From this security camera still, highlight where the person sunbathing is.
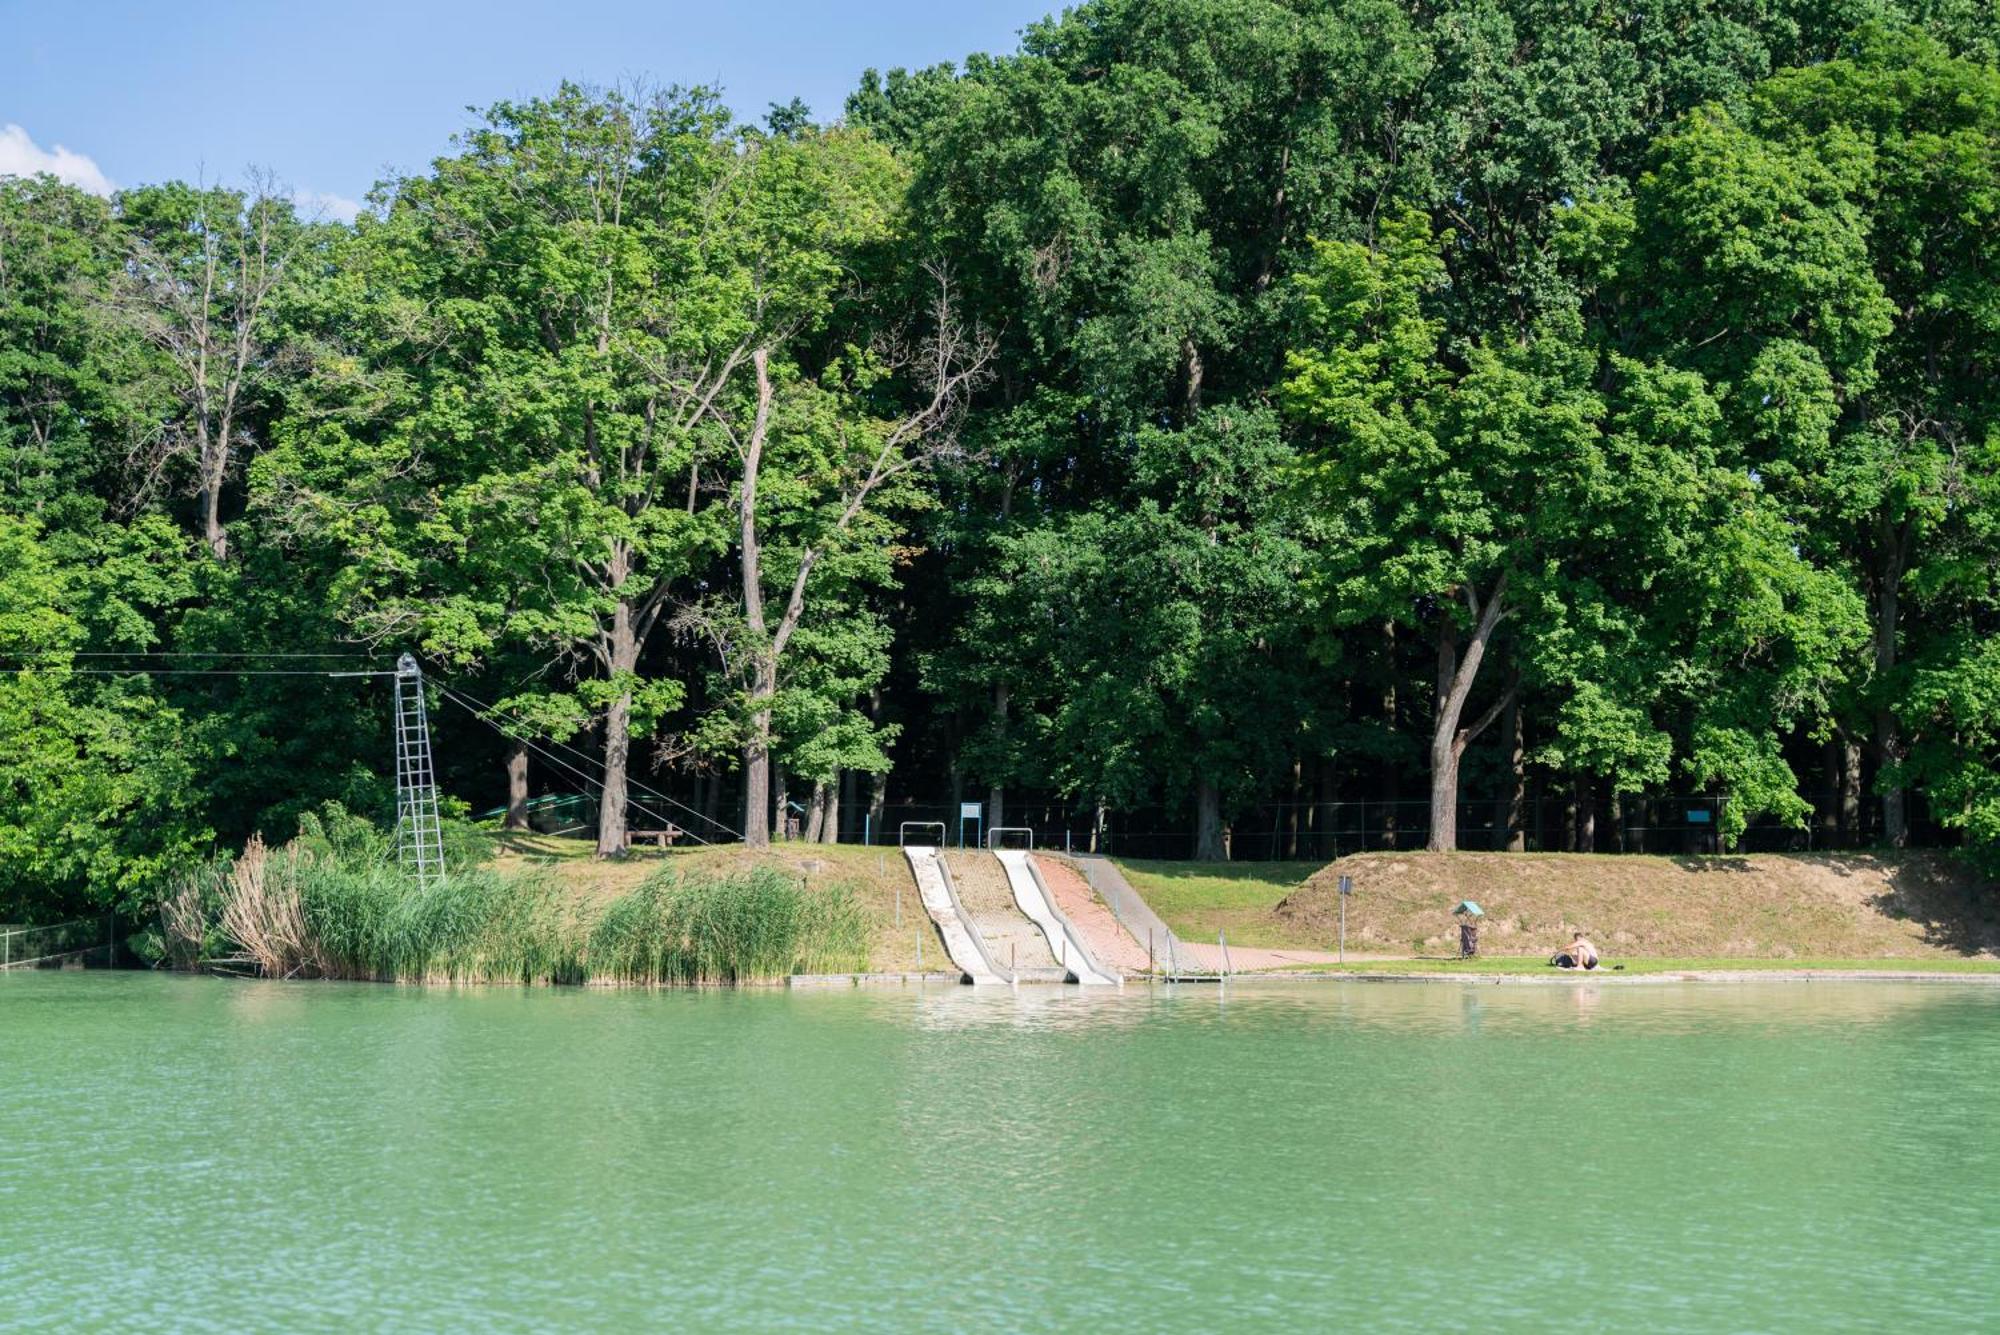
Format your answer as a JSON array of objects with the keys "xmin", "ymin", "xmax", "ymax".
[{"xmin": 1551, "ymin": 931, "xmax": 1600, "ymax": 970}]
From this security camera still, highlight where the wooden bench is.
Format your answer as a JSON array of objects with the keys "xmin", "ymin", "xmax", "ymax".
[{"xmin": 625, "ymin": 826, "xmax": 681, "ymax": 849}]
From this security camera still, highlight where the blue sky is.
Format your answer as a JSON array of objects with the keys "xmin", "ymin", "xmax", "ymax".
[{"xmin": 2, "ymin": 0, "xmax": 1049, "ymax": 219}]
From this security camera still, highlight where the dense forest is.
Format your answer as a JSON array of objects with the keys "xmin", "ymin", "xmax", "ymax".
[{"xmin": 6, "ymin": 0, "xmax": 2000, "ymax": 919}]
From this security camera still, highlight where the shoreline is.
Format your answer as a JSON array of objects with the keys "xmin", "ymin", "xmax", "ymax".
[{"xmin": 790, "ymin": 967, "xmax": 2000, "ymax": 988}]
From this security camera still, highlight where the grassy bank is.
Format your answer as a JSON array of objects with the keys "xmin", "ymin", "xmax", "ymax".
[
  {"xmin": 1119, "ymin": 851, "xmax": 2000, "ymax": 964},
  {"xmin": 1117, "ymin": 860, "xmax": 1329, "ymax": 950},
  {"xmin": 175, "ymin": 834, "xmax": 875, "ymax": 985},
  {"xmin": 488, "ymin": 834, "xmax": 939, "ymax": 973}
]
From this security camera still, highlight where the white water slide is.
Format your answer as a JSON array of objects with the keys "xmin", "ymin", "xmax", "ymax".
[
  {"xmin": 902, "ymin": 845, "xmax": 1009, "ymax": 985},
  {"xmin": 995, "ymin": 849, "xmax": 1120, "ymax": 986}
]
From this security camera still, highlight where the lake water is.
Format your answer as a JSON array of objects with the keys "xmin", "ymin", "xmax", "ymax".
[{"xmin": 3, "ymin": 974, "xmax": 1997, "ymax": 1331}]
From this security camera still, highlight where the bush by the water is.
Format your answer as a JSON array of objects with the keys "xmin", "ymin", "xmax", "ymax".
[{"xmin": 167, "ymin": 832, "xmax": 868, "ymax": 986}]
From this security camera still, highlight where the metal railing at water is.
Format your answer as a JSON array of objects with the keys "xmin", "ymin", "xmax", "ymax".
[{"xmin": 1, "ymin": 915, "xmax": 116, "ymax": 970}]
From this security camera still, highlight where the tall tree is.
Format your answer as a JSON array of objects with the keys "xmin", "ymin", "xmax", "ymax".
[
  {"xmin": 109, "ymin": 179, "xmax": 303, "ymax": 559},
  {"xmin": 261, "ymin": 86, "xmax": 751, "ymax": 856},
  {"xmin": 1624, "ymin": 24, "xmax": 2000, "ymax": 844}
]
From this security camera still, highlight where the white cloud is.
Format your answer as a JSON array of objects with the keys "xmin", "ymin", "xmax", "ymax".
[
  {"xmin": 292, "ymin": 188, "xmax": 362, "ymax": 225},
  {"xmin": 0, "ymin": 123, "xmax": 113, "ymax": 195}
]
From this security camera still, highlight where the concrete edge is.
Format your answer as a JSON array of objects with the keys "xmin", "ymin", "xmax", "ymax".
[
  {"xmin": 1201, "ymin": 969, "xmax": 2000, "ymax": 986},
  {"xmin": 789, "ymin": 971, "xmax": 968, "ymax": 989}
]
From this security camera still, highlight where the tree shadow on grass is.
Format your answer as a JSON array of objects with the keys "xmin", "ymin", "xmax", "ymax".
[{"xmin": 1867, "ymin": 858, "xmax": 2000, "ymax": 956}]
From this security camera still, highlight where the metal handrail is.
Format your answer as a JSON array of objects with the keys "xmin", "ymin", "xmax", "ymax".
[
  {"xmin": 986, "ymin": 826, "xmax": 1034, "ymax": 851},
  {"xmin": 898, "ymin": 821, "xmax": 946, "ymax": 847}
]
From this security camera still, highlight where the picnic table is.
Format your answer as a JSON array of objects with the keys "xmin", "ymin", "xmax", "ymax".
[{"xmin": 625, "ymin": 826, "xmax": 681, "ymax": 849}]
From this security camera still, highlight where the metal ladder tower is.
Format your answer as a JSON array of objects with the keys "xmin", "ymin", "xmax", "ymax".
[{"xmin": 393, "ymin": 653, "xmax": 445, "ymax": 889}]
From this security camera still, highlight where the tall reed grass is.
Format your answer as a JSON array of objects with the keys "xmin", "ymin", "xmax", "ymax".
[
  {"xmin": 587, "ymin": 869, "xmax": 869, "ymax": 985},
  {"xmin": 184, "ymin": 838, "xmax": 869, "ymax": 986}
]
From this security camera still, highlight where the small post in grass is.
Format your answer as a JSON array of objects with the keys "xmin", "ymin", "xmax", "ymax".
[
  {"xmin": 1337, "ymin": 874, "xmax": 1353, "ymax": 964},
  {"xmin": 1453, "ymin": 900, "xmax": 1484, "ymax": 959}
]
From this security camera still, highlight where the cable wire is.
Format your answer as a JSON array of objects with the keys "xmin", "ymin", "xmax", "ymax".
[
  {"xmin": 0, "ymin": 665, "xmax": 396, "ymax": 677},
  {"xmin": 437, "ymin": 683, "xmax": 740, "ymax": 842}
]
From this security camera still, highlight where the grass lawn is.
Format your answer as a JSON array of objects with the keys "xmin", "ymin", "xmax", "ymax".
[
  {"xmin": 1273, "ymin": 954, "xmax": 2000, "ymax": 976},
  {"xmin": 1116, "ymin": 858, "xmax": 1324, "ymax": 949}
]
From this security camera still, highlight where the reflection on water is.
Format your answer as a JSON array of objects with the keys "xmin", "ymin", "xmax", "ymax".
[{"xmin": 1, "ymin": 973, "xmax": 1995, "ymax": 1331}]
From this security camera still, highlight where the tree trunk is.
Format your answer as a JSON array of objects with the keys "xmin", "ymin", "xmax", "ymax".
[
  {"xmin": 1382, "ymin": 622, "xmax": 1399, "ymax": 851},
  {"xmin": 1318, "ymin": 761, "xmax": 1338, "ymax": 860},
  {"xmin": 1427, "ymin": 577, "xmax": 1511, "ymax": 853},
  {"xmin": 738, "ymin": 349, "xmax": 778, "ymax": 849},
  {"xmin": 503, "ymin": 741, "xmax": 531, "ymax": 832},
  {"xmin": 987, "ymin": 681, "xmax": 1009, "ymax": 841},
  {"xmin": 1841, "ymin": 734, "xmax": 1864, "ymax": 842},
  {"xmin": 1875, "ymin": 525, "xmax": 1909, "ymax": 848},
  {"xmin": 865, "ymin": 687, "xmax": 887, "ymax": 842},
  {"xmin": 1576, "ymin": 776, "xmax": 1596, "ymax": 854},
  {"xmin": 742, "ymin": 657, "xmax": 776, "ymax": 848},
  {"xmin": 703, "ymin": 769, "xmax": 723, "ymax": 835},
  {"xmin": 1500, "ymin": 691, "xmax": 1526, "ymax": 852},
  {"xmin": 200, "ymin": 478, "xmax": 227, "ymax": 561},
  {"xmin": 1879, "ymin": 710, "xmax": 1908, "ymax": 847},
  {"xmin": 1818, "ymin": 741, "xmax": 1841, "ymax": 844},
  {"xmin": 1285, "ymin": 757, "xmax": 1302, "ymax": 859},
  {"xmin": 821, "ymin": 772, "xmax": 843, "ymax": 845},
  {"xmin": 595, "ymin": 601, "xmax": 640, "ymax": 858},
  {"xmin": 802, "ymin": 782, "xmax": 827, "ymax": 844},
  {"xmin": 1195, "ymin": 777, "xmax": 1227, "ymax": 862}
]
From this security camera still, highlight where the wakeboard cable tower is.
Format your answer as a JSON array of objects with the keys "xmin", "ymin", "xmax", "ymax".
[{"xmin": 392, "ymin": 652, "xmax": 446, "ymax": 889}]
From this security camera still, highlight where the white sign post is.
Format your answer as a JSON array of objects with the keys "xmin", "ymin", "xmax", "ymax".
[{"xmin": 958, "ymin": 802, "xmax": 982, "ymax": 851}]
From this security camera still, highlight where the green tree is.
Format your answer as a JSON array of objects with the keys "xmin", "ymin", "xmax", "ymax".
[
  {"xmin": 1625, "ymin": 24, "xmax": 2000, "ymax": 844},
  {"xmin": 260, "ymin": 86, "xmax": 745, "ymax": 855},
  {"xmin": 0, "ymin": 517, "xmax": 209, "ymax": 917}
]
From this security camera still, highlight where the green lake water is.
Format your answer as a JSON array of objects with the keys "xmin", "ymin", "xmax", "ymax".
[{"xmin": 3, "ymin": 973, "xmax": 1997, "ymax": 1331}]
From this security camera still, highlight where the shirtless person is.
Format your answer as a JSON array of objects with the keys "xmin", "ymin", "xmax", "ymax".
[{"xmin": 1552, "ymin": 931, "xmax": 1600, "ymax": 970}]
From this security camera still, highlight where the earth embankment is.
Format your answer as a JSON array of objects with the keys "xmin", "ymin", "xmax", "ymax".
[{"xmin": 1271, "ymin": 852, "xmax": 2000, "ymax": 960}]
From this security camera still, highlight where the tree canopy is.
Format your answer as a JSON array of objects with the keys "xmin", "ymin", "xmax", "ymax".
[{"xmin": 5, "ymin": 0, "xmax": 2000, "ymax": 921}]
